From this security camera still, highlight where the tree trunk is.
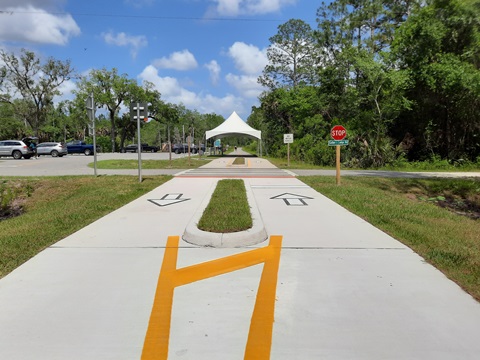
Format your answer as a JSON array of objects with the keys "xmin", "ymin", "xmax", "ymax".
[{"xmin": 110, "ymin": 109, "xmax": 116, "ymax": 152}]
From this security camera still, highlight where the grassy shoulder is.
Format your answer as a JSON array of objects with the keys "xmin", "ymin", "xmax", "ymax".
[
  {"xmin": 262, "ymin": 154, "xmax": 480, "ymax": 172},
  {"xmin": 300, "ymin": 176, "xmax": 480, "ymax": 301},
  {"xmin": 0, "ymin": 175, "xmax": 171, "ymax": 279},
  {"xmin": 198, "ymin": 179, "xmax": 252, "ymax": 232},
  {"xmin": 89, "ymin": 156, "xmax": 212, "ymax": 169}
]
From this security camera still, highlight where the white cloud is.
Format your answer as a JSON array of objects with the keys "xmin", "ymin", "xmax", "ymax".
[
  {"xmin": 209, "ymin": 0, "xmax": 297, "ymax": 16},
  {"xmin": 205, "ymin": 60, "xmax": 221, "ymax": 85},
  {"xmin": 0, "ymin": 6, "xmax": 80, "ymax": 45},
  {"xmin": 138, "ymin": 65, "xmax": 248, "ymax": 117},
  {"xmin": 225, "ymin": 73, "xmax": 264, "ymax": 98},
  {"xmin": 152, "ymin": 50, "xmax": 198, "ymax": 71},
  {"xmin": 227, "ymin": 42, "xmax": 268, "ymax": 75},
  {"xmin": 102, "ymin": 31, "xmax": 148, "ymax": 59},
  {"xmin": 53, "ymin": 78, "xmax": 77, "ymax": 103},
  {"xmin": 57, "ymin": 79, "xmax": 76, "ymax": 99}
]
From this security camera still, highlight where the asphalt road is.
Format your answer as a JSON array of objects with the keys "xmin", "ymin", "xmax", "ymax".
[
  {"xmin": 0, "ymin": 152, "xmax": 187, "ymax": 177},
  {"xmin": 1, "ymin": 151, "xmax": 479, "ymax": 178}
]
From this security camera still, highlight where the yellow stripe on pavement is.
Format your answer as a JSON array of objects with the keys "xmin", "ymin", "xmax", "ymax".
[{"xmin": 141, "ymin": 235, "xmax": 283, "ymax": 360}]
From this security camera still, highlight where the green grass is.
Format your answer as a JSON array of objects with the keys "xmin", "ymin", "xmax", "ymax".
[
  {"xmin": 89, "ymin": 157, "xmax": 212, "ymax": 169},
  {"xmin": 299, "ymin": 176, "xmax": 480, "ymax": 301},
  {"xmin": 197, "ymin": 179, "xmax": 252, "ymax": 233},
  {"xmin": 232, "ymin": 157, "xmax": 245, "ymax": 165},
  {"xmin": 0, "ymin": 175, "xmax": 171, "ymax": 278},
  {"xmin": 263, "ymin": 154, "xmax": 480, "ymax": 172},
  {"xmin": 381, "ymin": 158, "xmax": 480, "ymax": 172}
]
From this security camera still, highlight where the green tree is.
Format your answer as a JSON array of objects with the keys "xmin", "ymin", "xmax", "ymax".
[
  {"xmin": 0, "ymin": 49, "xmax": 74, "ymax": 136},
  {"xmin": 0, "ymin": 102, "xmax": 23, "ymax": 139},
  {"xmin": 391, "ymin": 0, "xmax": 480, "ymax": 160},
  {"xmin": 258, "ymin": 19, "xmax": 319, "ymax": 90},
  {"xmin": 75, "ymin": 68, "xmax": 140, "ymax": 152}
]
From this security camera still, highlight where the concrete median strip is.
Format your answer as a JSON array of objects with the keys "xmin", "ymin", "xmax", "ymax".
[{"xmin": 182, "ymin": 179, "xmax": 268, "ymax": 247}]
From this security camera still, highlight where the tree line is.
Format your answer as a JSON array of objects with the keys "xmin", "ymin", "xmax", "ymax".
[
  {"xmin": 249, "ymin": 0, "xmax": 480, "ymax": 167},
  {"xmin": 1, "ymin": 0, "xmax": 478, "ymax": 165},
  {"xmin": 0, "ymin": 51, "xmax": 223, "ymax": 152}
]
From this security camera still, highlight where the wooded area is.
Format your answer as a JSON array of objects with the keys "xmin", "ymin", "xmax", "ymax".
[{"xmin": 250, "ymin": 0, "xmax": 480, "ymax": 167}]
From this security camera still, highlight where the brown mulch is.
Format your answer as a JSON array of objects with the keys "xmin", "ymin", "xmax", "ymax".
[{"xmin": 436, "ymin": 198, "xmax": 480, "ymax": 220}]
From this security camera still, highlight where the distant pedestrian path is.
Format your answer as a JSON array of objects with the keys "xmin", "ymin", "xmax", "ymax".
[{"xmin": 177, "ymin": 150, "xmax": 294, "ymax": 178}]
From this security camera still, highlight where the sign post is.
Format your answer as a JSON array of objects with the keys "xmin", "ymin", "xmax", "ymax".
[
  {"xmin": 86, "ymin": 94, "xmax": 97, "ymax": 177},
  {"xmin": 329, "ymin": 125, "xmax": 348, "ymax": 185},
  {"xmin": 130, "ymin": 102, "xmax": 148, "ymax": 183},
  {"xmin": 284, "ymin": 134, "xmax": 293, "ymax": 167},
  {"xmin": 214, "ymin": 139, "xmax": 221, "ymax": 155}
]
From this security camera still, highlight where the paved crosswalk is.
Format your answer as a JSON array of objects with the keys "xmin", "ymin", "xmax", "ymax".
[{"xmin": 176, "ymin": 167, "xmax": 295, "ymax": 178}]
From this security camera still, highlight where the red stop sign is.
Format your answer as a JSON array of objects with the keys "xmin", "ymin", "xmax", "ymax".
[{"xmin": 331, "ymin": 125, "xmax": 347, "ymax": 140}]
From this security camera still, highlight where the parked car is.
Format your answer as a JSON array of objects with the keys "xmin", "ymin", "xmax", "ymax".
[
  {"xmin": 173, "ymin": 143, "xmax": 199, "ymax": 154},
  {"xmin": 36, "ymin": 142, "xmax": 68, "ymax": 157},
  {"xmin": 66, "ymin": 140, "xmax": 99, "ymax": 156},
  {"xmin": 0, "ymin": 140, "xmax": 34, "ymax": 159},
  {"xmin": 121, "ymin": 143, "xmax": 159, "ymax": 153}
]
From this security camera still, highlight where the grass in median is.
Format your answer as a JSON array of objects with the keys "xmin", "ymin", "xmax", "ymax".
[
  {"xmin": 232, "ymin": 157, "xmax": 245, "ymax": 165},
  {"xmin": 299, "ymin": 176, "xmax": 480, "ymax": 302},
  {"xmin": 0, "ymin": 175, "xmax": 171, "ymax": 279},
  {"xmin": 90, "ymin": 157, "xmax": 212, "ymax": 169},
  {"xmin": 198, "ymin": 179, "xmax": 252, "ymax": 233}
]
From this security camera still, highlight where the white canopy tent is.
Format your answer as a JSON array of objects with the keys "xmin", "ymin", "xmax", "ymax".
[
  {"xmin": 205, "ymin": 111, "xmax": 261, "ymax": 141},
  {"xmin": 205, "ymin": 111, "xmax": 262, "ymax": 156}
]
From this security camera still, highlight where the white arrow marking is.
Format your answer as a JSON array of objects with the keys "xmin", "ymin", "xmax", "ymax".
[
  {"xmin": 148, "ymin": 193, "xmax": 190, "ymax": 207},
  {"xmin": 270, "ymin": 193, "xmax": 313, "ymax": 206}
]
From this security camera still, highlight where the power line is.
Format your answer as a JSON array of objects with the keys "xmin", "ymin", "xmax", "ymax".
[{"xmin": 0, "ymin": 9, "xmax": 295, "ymax": 23}]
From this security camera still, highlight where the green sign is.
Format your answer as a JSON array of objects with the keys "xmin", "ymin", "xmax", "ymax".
[{"xmin": 328, "ymin": 139, "xmax": 349, "ymax": 146}]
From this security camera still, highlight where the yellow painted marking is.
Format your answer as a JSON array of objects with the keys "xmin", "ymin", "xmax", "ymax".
[
  {"xmin": 141, "ymin": 235, "xmax": 283, "ymax": 360},
  {"xmin": 245, "ymin": 236, "xmax": 282, "ymax": 359},
  {"xmin": 141, "ymin": 236, "xmax": 179, "ymax": 360},
  {"xmin": 247, "ymin": 158, "xmax": 251, "ymax": 167}
]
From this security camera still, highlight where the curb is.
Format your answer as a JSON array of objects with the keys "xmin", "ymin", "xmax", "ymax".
[{"xmin": 182, "ymin": 180, "xmax": 268, "ymax": 248}]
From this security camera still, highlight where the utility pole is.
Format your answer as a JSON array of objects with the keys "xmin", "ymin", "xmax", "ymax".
[{"xmin": 86, "ymin": 93, "xmax": 97, "ymax": 177}]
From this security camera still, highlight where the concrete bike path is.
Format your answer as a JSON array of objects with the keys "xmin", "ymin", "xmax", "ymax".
[{"xmin": 0, "ymin": 168, "xmax": 480, "ymax": 359}]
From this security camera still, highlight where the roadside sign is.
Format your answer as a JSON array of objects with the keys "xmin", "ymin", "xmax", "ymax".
[
  {"xmin": 328, "ymin": 140, "xmax": 349, "ymax": 146},
  {"xmin": 330, "ymin": 125, "xmax": 347, "ymax": 186},
  {"xmin": 283, "ymin": 134, "xmax": 293, "ymax": 167},
  {"xmin": 331, "ymin": 125, "xmax": 347, "ymax": 141}
]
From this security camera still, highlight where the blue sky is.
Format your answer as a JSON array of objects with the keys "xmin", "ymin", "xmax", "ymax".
[{"xmin": 0, "ymin": 0, "xmax": 320, "ymax": 119}]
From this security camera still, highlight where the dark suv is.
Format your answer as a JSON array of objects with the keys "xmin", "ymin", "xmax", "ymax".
[
  {"xmin": 172, "ymin": 143, "xmax": 204, "ymax": 154},
  {"xmin": 0, "ymin": 140, "xmax": 34, "ymax": 159},
  {"xmin": 121, "ymin": 143, "xmax": 159, "ymax": 153}
]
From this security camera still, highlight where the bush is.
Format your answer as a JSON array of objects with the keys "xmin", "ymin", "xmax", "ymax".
[
  {"xmin": 86, "ymin": 136, "xmax": 114, "ymax": 153},
  {"xmin": 290, "ymin": 135, "xmax": 335, "ymax": 166}
]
